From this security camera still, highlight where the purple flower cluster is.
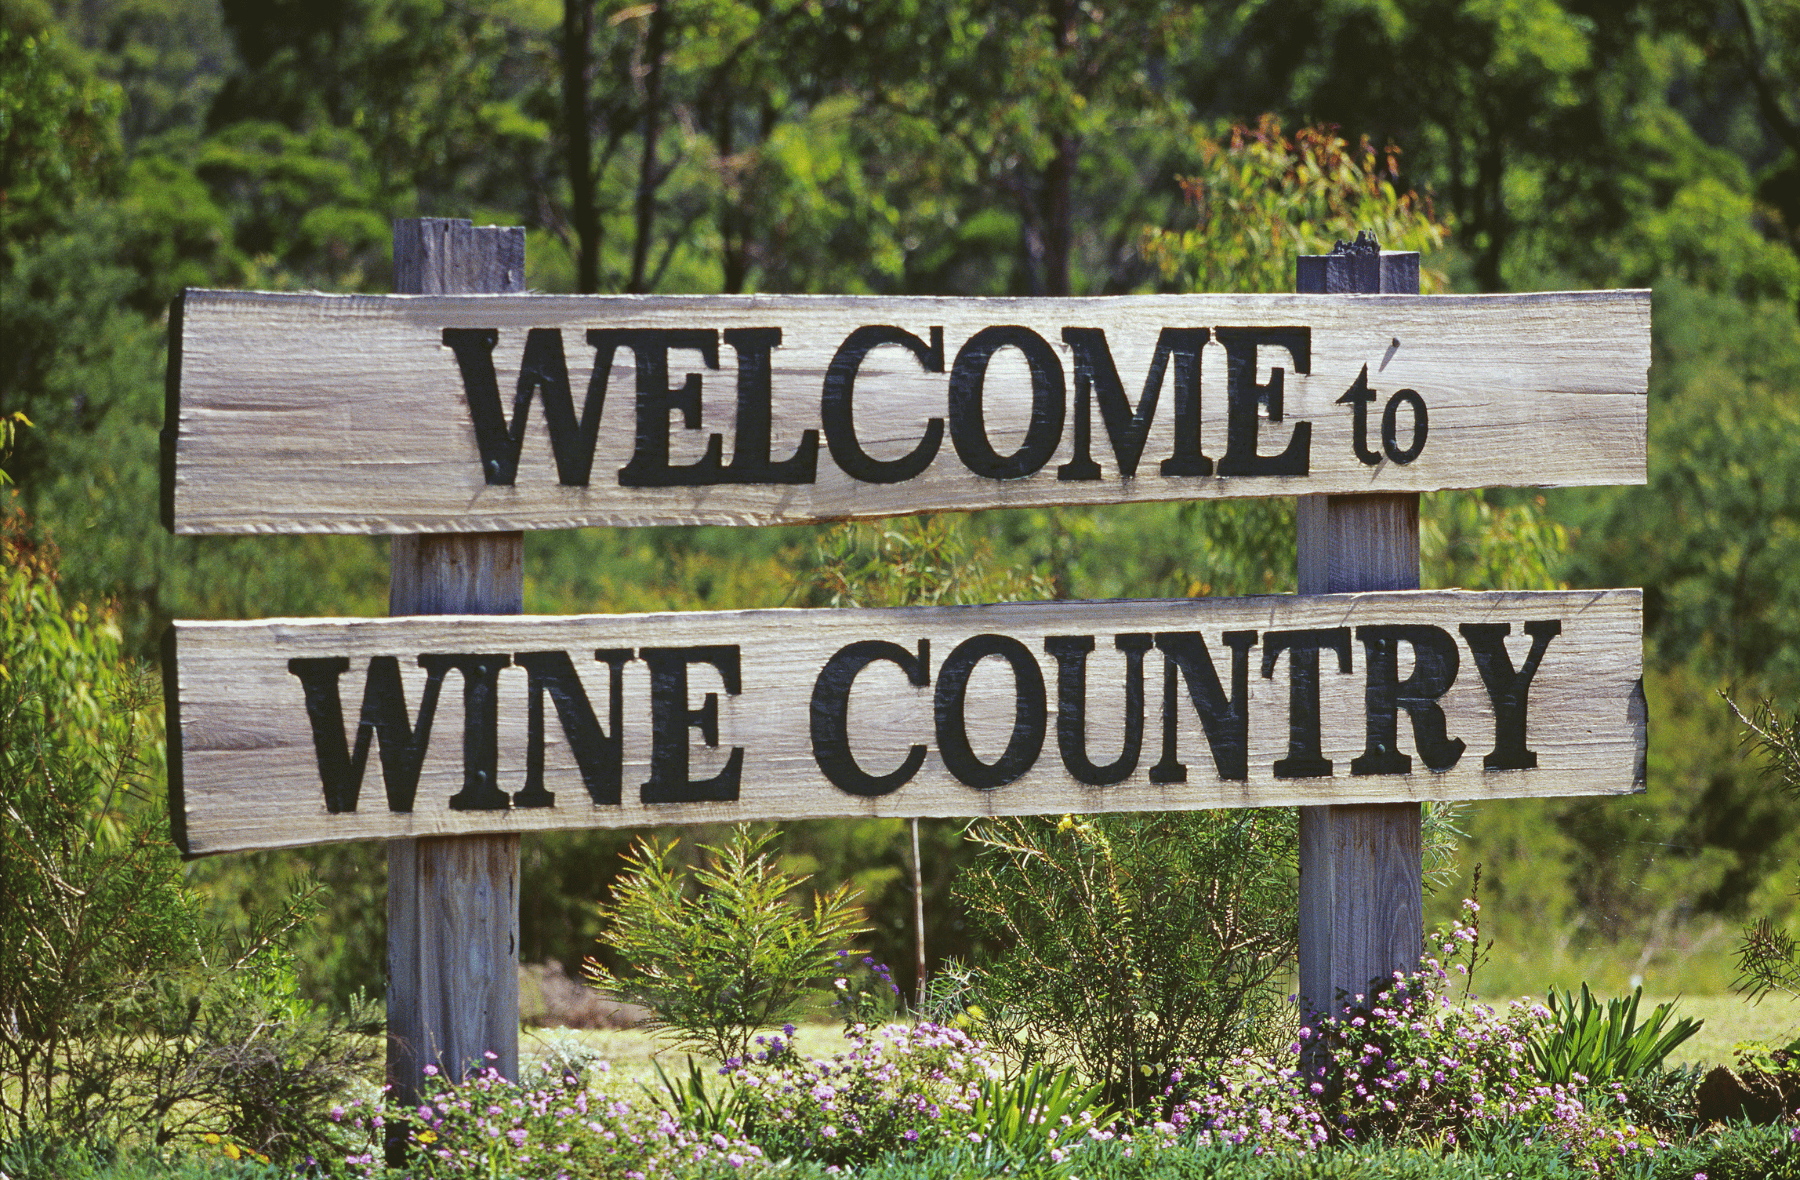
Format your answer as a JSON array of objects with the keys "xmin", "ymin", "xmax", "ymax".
[
  {"xmin": 723, "ymin": 1021, "xmax": 997, "ymax": 1166},
  {"xmin": 829, "ymin": 951, "xmax": 901, "ymax": 1032},
  {"xmin": 1120, "ymin": 901, "xmax": 1676, "ymax": 1174},
  {"xmin": 1148, "ymin": 1057, "xmax": 1330, "ymax": 1153},
  {"xmin": 350, "ymin": 1056, "xmax": 768, "ymax": 1179}
]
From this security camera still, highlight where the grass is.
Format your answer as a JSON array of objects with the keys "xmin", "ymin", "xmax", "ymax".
[
  {"xmin": 520, "ymin": 1018, "xmax": 853, "ymax": 1086},
  {"xmin": 1652, "ymin": 992, "xmax": 1800, "ymax": 1068},
  {"xmin": 520, "ymin": 990, "xmax": 1800, "ymax": 1085},
  {"xmin": 1468, "ymin": 917, "xmax": 1747, "ymax": 997}
]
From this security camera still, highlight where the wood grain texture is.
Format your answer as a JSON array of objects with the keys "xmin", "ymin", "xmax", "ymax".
[
  {"xmin": 386, "ymin": 219, "xmax": 521, "ymax": 1117},
  {"xmin": 165, "ymin": 589, "xmax": 1645, "ymax": 855},
  {"xmin": 1297, "ymin": 245, "xmax": 1425, "ymax": 1023},
  {"xmin": 1298, "ymin": 802, "xmax": 1424, "ymax": 1012},
  {"xmin": 164, "ymin": 289, "xmax": 1649, "ymax": 533},
  {"xmin": 387, "ymin": 835, "xmax": 519, "ymax": 1093}
]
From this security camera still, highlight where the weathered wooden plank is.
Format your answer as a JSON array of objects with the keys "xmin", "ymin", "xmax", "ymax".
[
  {"xmin": 163, "ymin": 290, "xmax": 1649, "ymax": 534},
  {"xmin": 166, "ymin": 589, "xmax": 1645, "ymax": 855}
]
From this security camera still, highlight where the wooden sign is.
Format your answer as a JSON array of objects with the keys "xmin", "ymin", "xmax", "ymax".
[
  {"xmin": 162, "ymin": 290, "xmax": 1648, "ymax": 534},
  {"xmin": 165, "ymin": 588, "xmax": 1644, "ymax": 856}
]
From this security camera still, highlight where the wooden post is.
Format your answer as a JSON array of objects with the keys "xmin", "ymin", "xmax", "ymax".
[
  {"xmin": 386, "ymin": 219, "xmax": 526, "ymax": 1128},
  {"xmin": 1296, "ymin": 237, "xmax": 1424, "ymax": 1023}
]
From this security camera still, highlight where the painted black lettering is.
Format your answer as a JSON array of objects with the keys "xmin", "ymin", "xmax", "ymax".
[
  {"xmin": 722, "ymin": 327, "xmax": 818, "ymax": 483},
  {"xmin": 1262, "ymin": 628, "xmax": 1352, "ymax": 778},
  {"xmin": 1351, "ymin": 626, "xmax": 1465, "ymax": 775},
  {"xmin": 1336, "ymin": 364, "xmax": 1382, "ymax": 467},
  {"xmin": 1381, "ymin": 388, "xmax": 1428, "ymax": 464},
  {"xmin": 442, "ymin": 328, "xmax": 611, "ymax": 486},
  {"xmin": 288, "ymin": 655, "xmax": 450, "ymax": 813},
  {"xmin": 418, "ymin": 654, "xmax": 514, "ymax": 811},
  {"xmin": 1149, "ymin": 630, "xmax": 1257, "ymax": 783},
  {"xmin": 1045, "ymin": 633, "xmax": 1151, "ymax": 785},
  {"xmin": 1215, "ymin": 327, "xmax": 1312, "ymax": 477},
  {"xmin": 515, "ymin": 649, "xmax": 633, "ymax": 808},
  {"xmin": 821, "ymin": 326, "xmax": 945, "ymax": 483},
  {"xmin": 934, "ymin": 634, "xmax": 1047, "ymax": 789},
  {"xmin": 1459, "ymin": 620, "xmax": 1561, "ymax": 770},
  {"xmin": 639, "ymin": 645, "xmax": 744, "ymax": 803},
  {"xmin": 811, "ymin": 639, "xmax": 931, "ymax": 797},
  {"xmin": 604, "ymin": 329, "xmax": 728, "ymax": 487},
  {"xmin": 947, "ymin": 326, "xmax": 1066, "ymax": 480},
  {"xmin": 1056, "ymin": 328, "xmax": 1211, "ymax": 480}
]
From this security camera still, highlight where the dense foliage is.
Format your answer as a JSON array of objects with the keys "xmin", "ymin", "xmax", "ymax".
[{"xmin": 0, "ymin": 498, "xmax": 378, "ymax": 1158}]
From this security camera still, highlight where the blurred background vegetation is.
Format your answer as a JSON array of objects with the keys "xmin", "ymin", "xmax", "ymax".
[{"xmin": 3, "ymin": 0, "xmax": 1798, "ymax": 1011}]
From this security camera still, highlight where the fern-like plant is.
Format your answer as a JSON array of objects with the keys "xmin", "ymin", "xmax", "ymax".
[
  {"xmin": 1727, "ymin": 696, "xmax": 1800, "ymax": 1002},
  {"xmin": 584, "ymin": 824, "xmax": 867, "ymax": 1062}
]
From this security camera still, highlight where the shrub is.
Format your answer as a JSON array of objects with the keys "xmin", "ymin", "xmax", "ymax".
[
  {"xmin": 0, "ymin": 505, "xmax": 201, "ymax": 1141},
  {"xmin": 0, "ymin": 500, "xmax": 375, "ymax": 1159},
  {"xmin": 954, "ymin": 810, "xmax": 1298, "ymax": 1110},
  {"xmin": 1728, "ymin": 695, "xmax": 1800, "ymax": 1001},
  {"xmin": 584, "ymin": 824, "xmax": 868, "ymax": 1062}
]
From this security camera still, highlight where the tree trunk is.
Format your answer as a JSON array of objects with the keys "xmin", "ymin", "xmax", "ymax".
[
  {"xmin": 630, "ymin": 3, "xmax": 670, "ymax": 294},
  {"xmin": 564, "ymin": 0, "xmax": 598, "ymax": 293}
]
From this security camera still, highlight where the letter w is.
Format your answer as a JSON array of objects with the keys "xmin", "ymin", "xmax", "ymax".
[
  {"xmin": 288, "ymin": 656, "xmax": 450, "ymax": 813},
  {"xmin": 442, "ymin": 328, "xmax": 613, "ymax": 486}
]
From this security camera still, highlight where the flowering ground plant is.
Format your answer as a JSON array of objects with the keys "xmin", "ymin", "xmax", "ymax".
[
  {"xmin": 1148, "ymin": 1054, "xmax": 1331, "ymax": 1153},
  {"xmin": 363, "ymin": 1056, "xmax": 768, "ymax": 1179},
  {"xmin": 721, "ymin": 1021, "xmax": 999, "ymax": 1167},
  {"xmin": 1134, "ymin": 900, "xmax": 1671, "ymax": 1175}
]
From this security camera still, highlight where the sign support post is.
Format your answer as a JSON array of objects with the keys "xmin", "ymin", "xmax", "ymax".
[
  {"xmin": 1296, "ymin": 240, "xmax": 1425, "ymax": 1022},
  {"xmin": 385, "ymin": 219, "xmax": 526, "ymax": 1134}
]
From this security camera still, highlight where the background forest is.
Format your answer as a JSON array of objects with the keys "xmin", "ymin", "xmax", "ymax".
[{"xmin": 4, "ymin": 0, "xmax": 1799, "ymax": 1013}]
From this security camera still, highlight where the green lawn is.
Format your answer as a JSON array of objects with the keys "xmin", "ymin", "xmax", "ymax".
[
  {"xmin": 1650, "ymin": 992, "xmax": 1800, "ymax": 1069},
  {"xmin": 520, "ymin": 991, "xmax": 1800, "ymax": 1086}
]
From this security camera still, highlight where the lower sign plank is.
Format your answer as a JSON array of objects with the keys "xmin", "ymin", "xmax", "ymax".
[{"xmin": 166, "ymin": 589, "xmax": 1644, "ymax": 855}]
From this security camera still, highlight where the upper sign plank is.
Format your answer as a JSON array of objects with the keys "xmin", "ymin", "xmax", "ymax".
[
  {"xmin": 163, "ymin": 290, "xmax": 1648, "ymax": 533},
  {"xmin": 167, "ymin": 589, "xmax": 1643, "ymax": 856}
]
